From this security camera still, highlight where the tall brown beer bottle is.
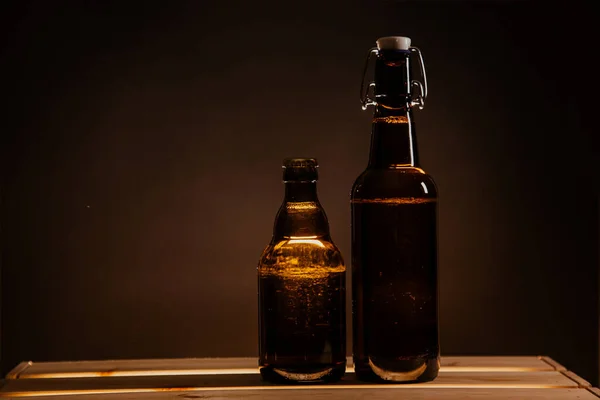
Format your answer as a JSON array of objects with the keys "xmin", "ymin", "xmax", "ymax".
[{"xmin": 352, "ymin": 36, "xmax": 439, "ymax": 383}]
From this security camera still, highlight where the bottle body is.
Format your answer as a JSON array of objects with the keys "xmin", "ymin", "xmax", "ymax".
[
  {"xmin": 351, "ymin": 168, "xmax": 439, "ymax": 382},
  {"xmin": 258, "ymin": 159, "xmax": 346, "ymax": 383},
  {"xmin": 258, "ymin": 235, "xmax": 346, "ymax": 382}
]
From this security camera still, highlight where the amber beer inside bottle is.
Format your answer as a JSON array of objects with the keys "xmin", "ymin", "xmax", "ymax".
[
  {"xmin": 258, "ymin": 159, "xmax": 346, "ymax": 383},
  {"xmin": 351, "ymin": 38, "xmax": 440, "ymax": 382}
]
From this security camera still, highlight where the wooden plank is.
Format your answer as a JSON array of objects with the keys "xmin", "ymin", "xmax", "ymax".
[
  {"xmin": 6, "ymin": 363, "xmax": 32, "ymax": 380},
  {"xmin": 561, "ymin": 370, "xmax": 592, "ymax": 388},
  {"xmin": 8, "ymin": 358, "xmax": 259, "ymax": 379},
  {"xmin": 440, "ymin": 356, "xmax": 554, "ymax": 372},
  {"xmin": 587, "ymin": 387, "xmax": 600, "ymax": 398},
  {"xmin": 0, "ymin": 371, "xmax": 580, "ymax": 396},
  {"xmin": 7, "ymin": 356, "xmax": 554, "ymax": 379},
  {"xmin": 1, "ymin": 388, "xmax": 597, "ymax": 399},
  {"xmin": 540, "ymin": 356, "xmax": 568, "ymax": 372}
]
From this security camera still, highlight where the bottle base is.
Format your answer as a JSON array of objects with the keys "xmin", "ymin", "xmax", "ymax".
[
  {"xmin": 260, "ymin": 361, "xmax": 346, "ymax": 384},
  {"xmin": 354, "ymin": 356, "xmax": 439, "ymax": 383}
]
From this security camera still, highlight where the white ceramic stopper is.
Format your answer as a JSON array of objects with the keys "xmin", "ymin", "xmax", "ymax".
[{"xmin": 376, "ymin": 36, "xmax": 411, "ymax": 51}]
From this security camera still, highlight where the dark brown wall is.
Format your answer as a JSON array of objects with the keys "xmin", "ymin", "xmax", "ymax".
[{"xmin": 2, "ymin": 0, "xmax": 598, "ymax": 385}]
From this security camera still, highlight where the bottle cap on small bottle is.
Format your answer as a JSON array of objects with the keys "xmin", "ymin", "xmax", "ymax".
[
  {"xmin": 283, "ymin": 158, "xmax": 318, "ymax": 182},
  {"xmin": 376, "ymin": 36, "xmax": 411, "ymax": 51}
]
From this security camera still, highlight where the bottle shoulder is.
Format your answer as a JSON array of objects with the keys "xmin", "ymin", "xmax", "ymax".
[
  {"xmin": 258, "ymin": 237, "xmax": 346, "ymax": 277},
  {"xmin": 263, "ymin": 237, "xmax": 343, "ymax": 256},
  {"xmin": 351, "ymin": 167, "xmax": 437, "ymax": 199},
  {"xmin": 273, "ymin": 200, "xmax": 331, "ymax": 238}
]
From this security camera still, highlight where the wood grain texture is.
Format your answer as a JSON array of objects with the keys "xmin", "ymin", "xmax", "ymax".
[
  {"xmin": 0, "ymin": 371, "xmax": 581, "ymax": 396},
  {"xmin": 8, "ymin": 356, "xmax": 556, "ymax": 379},
  {"xmin": 1, "ymin": 388, "xmax": 599, "ymax": 399},
  {"xmin": 1, "ymin": 357, "xmax": 597, "ymax": 399}
]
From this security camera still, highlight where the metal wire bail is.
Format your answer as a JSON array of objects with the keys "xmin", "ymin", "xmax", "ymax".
[
  {"xmin": 360, "ymin": 48, "xmax": 378, "ymax": 110},
  {"xmin": 360, "ymin": 44, "xmax": 429, "ymax": 111}
]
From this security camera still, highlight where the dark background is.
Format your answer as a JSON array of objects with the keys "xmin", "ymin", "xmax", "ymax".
[{"xmin": 2, "ymin": 0, "xmax": 599, "ymax": 386}]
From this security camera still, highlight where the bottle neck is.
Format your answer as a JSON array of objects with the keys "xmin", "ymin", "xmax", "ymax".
[
  {"xmin": 273, "ymin": 181, "xmax": 330, "ymax": 240},
  {"xmin": 284, "ymin": 181, "xmax": 317, "ymax": 202},
  {"xmin": 368, "ymin": 104, "xmax": 419, "ymax": 168},
  {"xmin": 367, "ymin": 49, "xmax": 419, "ymax": 169}
]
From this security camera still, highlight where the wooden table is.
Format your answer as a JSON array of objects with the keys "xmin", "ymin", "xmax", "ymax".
[{"xmin": 1, "ymin": 356, "xmax": 598, "ymax": 399}]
